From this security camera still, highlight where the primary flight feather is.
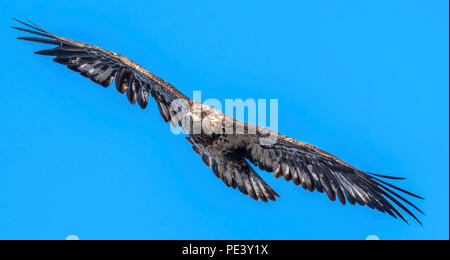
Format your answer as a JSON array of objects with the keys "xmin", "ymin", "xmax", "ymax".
[{"xmin": 12, "ymin": 19, "xmax": 424, "ymax": 224}]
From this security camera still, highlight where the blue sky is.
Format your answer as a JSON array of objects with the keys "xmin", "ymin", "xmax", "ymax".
[{"xmin": 0, "ymin": 1, "xmax": 448, "ymax": 240}]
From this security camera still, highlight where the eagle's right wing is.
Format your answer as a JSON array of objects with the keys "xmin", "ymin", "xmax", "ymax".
[{"xmin": 12, "ymin": 19, "xmax": 189, "ymax": 126}]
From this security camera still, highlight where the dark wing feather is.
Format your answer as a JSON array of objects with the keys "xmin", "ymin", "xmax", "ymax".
[
  {"xmin": 244, "ymin": 128, "xmax": 424, "ymax": 224},
  {"xmin": 12, "ymin": 18, "xmax": 189, "ymax": 126}
]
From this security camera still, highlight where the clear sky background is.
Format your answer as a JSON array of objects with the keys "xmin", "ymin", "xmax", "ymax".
[{"xmin": 0, "ymin": 1, "xmax": 448, "ymax": 240}]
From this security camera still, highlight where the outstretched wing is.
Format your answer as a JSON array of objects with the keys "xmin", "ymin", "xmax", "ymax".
[
  {"xmin": 243, "ymin": 128, "xmax": 424, "ymax": 224},
  {"xmin": 11, "ymin": 19, "xmax": 189, "ymax": 125}
]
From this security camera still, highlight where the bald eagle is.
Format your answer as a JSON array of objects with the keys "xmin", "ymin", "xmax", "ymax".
[{"xmin": 12, "ymin": 19, "xmax": 424, "ymax": 224}]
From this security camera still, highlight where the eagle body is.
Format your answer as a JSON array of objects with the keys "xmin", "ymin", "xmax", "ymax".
[{"xmin": 12, "ymin": 19, "xmax": 424, "ymax": 224}]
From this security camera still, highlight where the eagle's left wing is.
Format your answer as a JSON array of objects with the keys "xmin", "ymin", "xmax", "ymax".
[{"xmin": 242, "ymin": 127, "xmax": 424, "ymax": 224}]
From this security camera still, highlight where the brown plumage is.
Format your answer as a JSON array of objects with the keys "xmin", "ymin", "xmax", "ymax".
[{"xmin": 12, "ymin": 19, "xmax": 424, "ymax": 224}]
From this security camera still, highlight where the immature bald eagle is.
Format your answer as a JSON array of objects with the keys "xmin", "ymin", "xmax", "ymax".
[{"xmin": 12, "ymin": 19, "xmax": 424, "ymax": 224}]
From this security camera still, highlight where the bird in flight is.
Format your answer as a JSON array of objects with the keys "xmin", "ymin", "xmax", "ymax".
[{"xmin": 12, "ymin": 19, "xmax": 424, "ymax": 224}]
